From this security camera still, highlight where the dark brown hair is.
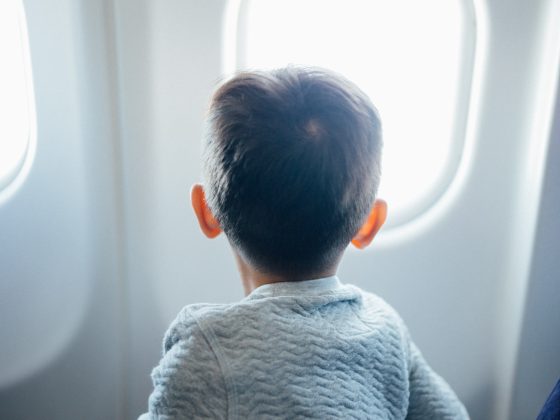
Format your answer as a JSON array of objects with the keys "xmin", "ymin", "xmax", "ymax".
[{"xmin": 204, "ymin": 67, "xmax": 382, "ymax": 278}]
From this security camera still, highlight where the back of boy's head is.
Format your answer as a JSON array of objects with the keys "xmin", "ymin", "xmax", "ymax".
[{"xmin": 204, "ymin": 66, "xmax": 382, "ymax": 278}]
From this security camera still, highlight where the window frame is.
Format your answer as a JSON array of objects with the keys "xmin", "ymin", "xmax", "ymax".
[{"xmin": 0, "ymin": 0, "xmax": 37, "ymax": 203}]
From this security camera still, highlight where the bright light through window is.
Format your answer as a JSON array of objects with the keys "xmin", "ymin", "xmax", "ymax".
[
  {"xmin": 0, "ymin": 0, "xmax": 35, "ymax": 194},
  {"xmin": 230, "ymin": 0, "xmax": 474, "ymax": 227}
]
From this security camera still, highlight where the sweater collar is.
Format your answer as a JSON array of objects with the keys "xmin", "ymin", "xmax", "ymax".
[{"xmin": 246, "ymin": 276, "xmax": 343, "ymax": 299}]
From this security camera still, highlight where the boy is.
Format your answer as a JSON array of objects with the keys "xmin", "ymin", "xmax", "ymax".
[{"xmin": 139, "ymin": 67, "xmax": 469, "ymax": 419}]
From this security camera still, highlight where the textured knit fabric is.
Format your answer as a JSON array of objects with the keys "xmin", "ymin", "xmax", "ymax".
[{"xmin": 139, "ymin": 277, "xmax": 469, "ymax": 419}]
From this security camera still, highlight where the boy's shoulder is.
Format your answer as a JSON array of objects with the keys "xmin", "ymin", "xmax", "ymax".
[
  {"xmin": 354, "ymin": 286, "xmax": 409, "ymax": 327},
  {"xmin": 163, "ymin": 282, "xmax": 410, "ymax": 351},
  {"xmin": 161, "ymin": 302, "xmax": 235, "ymax": 352}
]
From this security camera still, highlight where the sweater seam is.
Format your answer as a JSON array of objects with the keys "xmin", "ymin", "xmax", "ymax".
[{"xmin": 185, "ymin": 307, "xmax": 239, "ymax": 420}]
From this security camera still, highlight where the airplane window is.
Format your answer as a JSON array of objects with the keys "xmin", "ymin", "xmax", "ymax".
[
  {"xmin": 227, "ymin": 0, "xmax": 475, "ymax": 227},
  {"xmin": 0, "ymin": 0, "xmax": 35, "ymax": 195}
]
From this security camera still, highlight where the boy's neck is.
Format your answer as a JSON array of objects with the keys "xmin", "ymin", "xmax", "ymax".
[{"xmin": 233, "ymin": 251, "xmax": 338, "ymax": 296}]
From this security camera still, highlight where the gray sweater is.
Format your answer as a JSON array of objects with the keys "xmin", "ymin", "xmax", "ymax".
[{"xmin": 139, "ymin": 277, "xmax": 469, "ymax": 419}]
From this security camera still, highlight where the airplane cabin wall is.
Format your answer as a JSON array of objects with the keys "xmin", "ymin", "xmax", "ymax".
[
  {"xmin": 0, "ymin": 0, "xmax": 123, "ymax": 418},
  {"xmin": 111, "ymin": 0, "xmax": 231, "ymax": 414}
]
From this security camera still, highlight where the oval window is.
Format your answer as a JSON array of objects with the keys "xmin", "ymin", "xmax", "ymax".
[
  {"xmin": 0, "ymin": 0, "xmax": 36, "ymax": 197},
  {"xmin": 225, "ymin": 0, "xmax": 475, "ymax": 228}
]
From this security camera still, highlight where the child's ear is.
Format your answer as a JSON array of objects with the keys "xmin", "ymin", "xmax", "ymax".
[
  {"xmin": 191, "ymin": 184, "xmax": 222, "ymax": 239},
  {"xmin": 351, "ymin": 199, "xmax": 387, "ymax": 250}
]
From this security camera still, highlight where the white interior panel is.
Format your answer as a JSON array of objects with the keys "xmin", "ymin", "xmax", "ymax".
[
  {"xmin": 113, "ymin": 0, "xmax": 234, "ymax": 415},
  {"xmin": 0, "ymin": 0, "xmax": 123, "ymax": 418}
]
